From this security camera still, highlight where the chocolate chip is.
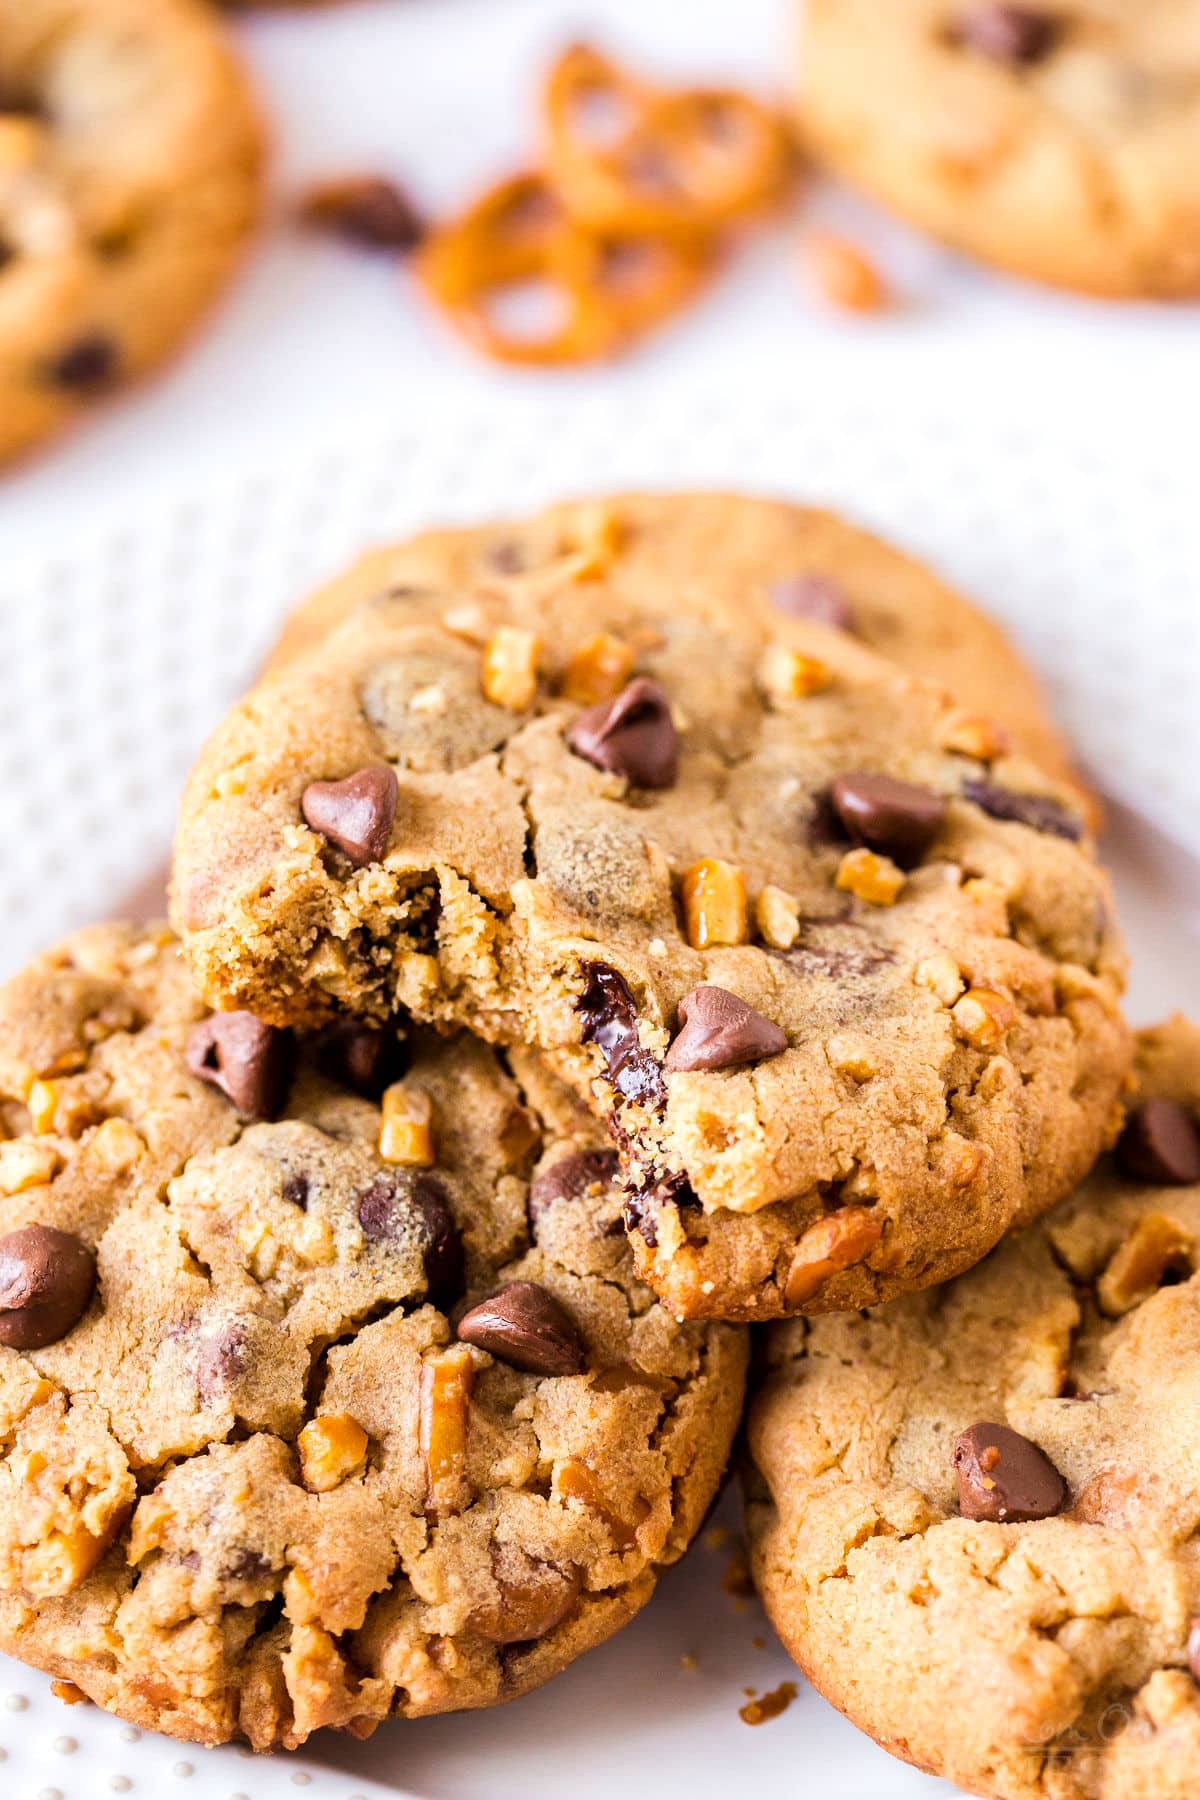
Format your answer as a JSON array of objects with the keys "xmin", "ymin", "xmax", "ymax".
[
  {"xmin": 185, "ymin": 1013, "xmax": 293, "ymax": 1119},
  {"xmin": 529, "ymin": 1148, "xmax": 619, "ymax": 1225},
  {"xmin": 577, "ymin": 962, "xmax": 666, "ymax": 1109},
  {"xmin": 484, "ymin": 539, "xmax": 529, "ymax": 575},
  {"xmin": 831, "ymin": 772, "xmax": 947, "ymax": 865},
  {"xmin": 456, "ymin": 1280, "xmax": 584, "ymax": 1376},
  {"xmin": 301, "ymin": 765, "xmax": 399, "ymax": 868},
  {"xmin": 962, "ymin": 779, "xmax": 1083, "ymax": 842},
  {"xmin": 281, "ymin": 1172, "xmax": 310, "ymax": 1210},
  {"xmin": 195, "ymin": 1323, "xmax": 248, "ymax": 1406},
  {"xmin": 769, "ymin": 574, "xmax": 854, "ymax": 632},
  {"xmin": 357, "ymin": 1171, "xmax": 463, "ymax": 1307},
  {"xmin": 317, "ymin": 1019, "xmax": 408, "ymax": 1098},
  {"xmin": 1188, "ymin": 1618, "xmax": 1200, "ymax": 1685},
  {"xmin": 46, "ymin": 333, "xmax": 118, "ymax": 391},
  {"xmin": 623, "ymin": 1170, "xmax": 699, "ymax": 1248},
  {"xmin": 665, "ymin": 985, "xmax": 787, "ymax": 1074},
  {"xmin": 301, "ymin": 175, "xmax": 426, "ymax": 250},
  {"xmin": 224, "ymin": 1547, "xmax": 273, "ymax": 1582},
  {"xmin": 1117, "ymin": 1098, "xmax": 1200, "ymax": 1187},
  {"xmin": 0, "ymin": 1226, "xmax": 96, "ymax": 1349},
  {"xmin": 412, "ymin": 1174, "xmax": 465, "ymax": 1308},
  {"xmin": 952, "ymin": 1422, "xmax": 1067, "ymax": 1523},
  {"xmin": 958, "ymin": 4, "xmax": 1060, "ymax": 63},
  {"xmin": 567, "ymin": 678, "xmax": 678, "ymax": 790}
]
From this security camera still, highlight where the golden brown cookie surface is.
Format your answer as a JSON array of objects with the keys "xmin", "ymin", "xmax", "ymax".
[
  {"xmin": 0, "ymin": 923, "xmax": 745, "ymax": 1746},
  {"xmin": 746, "ymin": 1016, "xmax": 1200, "ymax": 1799},
  {"xmin": 267, "ymin": 492, "xmax": 1088, "ymax": 805},
  {"xmin": 172, "ymin": 548, "xmax": 1128, "ymax": 1320}
]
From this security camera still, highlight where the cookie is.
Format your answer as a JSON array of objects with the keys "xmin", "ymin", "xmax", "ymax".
[
  {"xmin": 745, "ymin": 1015, "xmax": 1200, "ymax": 1799},
  {"xmin": 799, "ymin": 1, "xmax": 1200, "ymax": 298},
  {"xmin": 266, "ymin": 490, "xmax": 1088, "ymax": 807},
  {"xmin": 0, "ymin": 922, "xmax": 745, "ymax": 1747},
  {"xmin": 0, "ymin": 0, "xmax": 263, "ymax": 465},
  {"xmin": 171, "ymin": 550, "xmax": 1129, "ymax": 1321}
]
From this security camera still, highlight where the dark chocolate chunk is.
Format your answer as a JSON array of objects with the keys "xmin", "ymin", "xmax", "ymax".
[
  {"xmin": 567, "ymin": 677, "xmax": 678, "ymax": 790},
  {"xmin": 185, "ymin": 1013, "xmax": 293, "ymax": 1119},
  {"xmin": 301, "ymin": 175, "xmax": 426, "ymax": 250},
  {"xmin": 317, "ymin": 1018, "xmax": 407, "ymax": 1099},
  {"xmin": 456, "ymin": 1280, "xmax": 584, "ymax": 1376},
  {"xmin": 831, "ymin": 772, "xmax": 947, "ymax": 865},
  {"xmin": 1117, "ymin": 1098, "xmax": 1200, "ymax": 1187},
  {"xmin": 962, "ymin": 779, "xmax": 1083, "ymax": 842},
  {"xmin": 576, "ymin": 962, "xmax": 666, "ymax": 1109},
  {"xmin": 665, "ymin": 985, "xmax": 787, "ymax": 1073},
  {"xmin": 952, "ymin": 1421, "xmax": 1066, "ymax": 1523},
  {"xmin": 301, "ymin": 764, "xmax": 399, "ymax": 868},
  {"xmin": 0, "ymin": 1226, "xmax": 96, "ymax": 1349}
]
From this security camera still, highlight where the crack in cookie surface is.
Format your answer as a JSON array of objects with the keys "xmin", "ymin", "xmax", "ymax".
[
  {"xmin": 171, "ymin": 524, "xmax": 1129, "ymax": 1319},
  {"xmin": 0, "ymin": 923, "xmax": 745, "ymax": 1748},
  {"xmin": 745, "ymin": 1016, "xmax": 1200, "ymax": 1799}
]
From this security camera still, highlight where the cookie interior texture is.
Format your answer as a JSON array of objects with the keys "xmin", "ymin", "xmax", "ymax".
[
  {"xmin": 265, "ymin": 491, "xmax": 1090, "ymax": 808},
  {"xmin": 799, "ymin": 0, "xmax": 1200, "ymax": 298},
  {"xmin": 0, "ymin": 923, "xmax": 745, "ymax": 1748},
  {"xmin": 0, "ymin": 0, "xmax": 263, "ymax": 465},
  {"xmin": 745, "ymin": 1016, "xmax": 1200, "ymax": 1800},
  {"xmin": 171, "ymin": 519, "xmax": 1129, "ymax": 1321}
]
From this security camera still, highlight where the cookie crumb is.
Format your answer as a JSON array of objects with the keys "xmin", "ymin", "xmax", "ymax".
[
  {"xmin": 679, "ymin": 1652, "xmax": 699, "ymax": 1673},
  {"xmin": 50, "ymin": 1679, "xmax": 87, "ymax": 1706},
  {"xmin": 722, "ymin": 1550, "xmax": 755, "ymax": 1599},
  {"xmin": 739, "ymin": 1681, "xmax": 797, "ymax": 1726},
  {"xmin": 803, "ymin": 232, "xmax": 889, "ymax": 313},
  {"xmin": 703, "ymin": 1524, "xmax": 733, "ymax": 1552}
]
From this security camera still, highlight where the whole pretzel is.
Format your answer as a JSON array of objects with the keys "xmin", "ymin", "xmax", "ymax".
[
  {"xmin": 416, "ymin": 170, "xmax": 714, "ymax": 365},
  {"xmin": 542, "ymin": 42, "xmax": 794, "ymax": 238}
]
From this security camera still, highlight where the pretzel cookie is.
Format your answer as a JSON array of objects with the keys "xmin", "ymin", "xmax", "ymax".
[
  {"xmin": 0, "ymin": 923, "xmax": 744, "ymax": 1746},
  {"xmin": 0, "ymin": 0, "xmax": 263, "ymax": 464}
]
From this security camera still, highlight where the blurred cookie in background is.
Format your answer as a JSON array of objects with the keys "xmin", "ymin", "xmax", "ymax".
[
  {"xmin": 799, "ymin": 1, "xmax": 1200, "ymax": 297},
  {"xmin": 0, "ymin": 0, "xmax": 264, "ymax": 466}
]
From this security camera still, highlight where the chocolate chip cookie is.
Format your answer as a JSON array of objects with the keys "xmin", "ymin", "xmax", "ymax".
[
  {"xmin": 0, "ymin": 0, "xmax": 263, "ymax": 465},
  {"xmin": 800, "ymin": 1, "xmax": 1200, "ymax": 297},
  {"xmin": 745, "ymin": 1015, "xmax": 1200, "ymax": 1798},
  {"xmin": 266, "ymin": 490, "xmax": 1089, "ymax": 807},
  {"xmin": 0, "ymin": 922, "xmax": 745, "ymax": 1747},
  {"xmin": 171, "ymin": 553, "xmax": 1129, "ymax": 1321}
]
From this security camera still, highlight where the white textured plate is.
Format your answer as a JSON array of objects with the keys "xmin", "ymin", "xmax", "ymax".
[{"xmin": 1, "ymin": 389, "xmax": 1199, "ymax": 1800}]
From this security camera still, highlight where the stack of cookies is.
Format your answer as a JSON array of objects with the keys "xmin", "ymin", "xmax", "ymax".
[{"xmin": 0, "ymin": 492, "xmax": 1194, "ymax": 1798}]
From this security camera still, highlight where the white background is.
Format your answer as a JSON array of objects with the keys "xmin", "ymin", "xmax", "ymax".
[
  {"xmin": 0, "ymin": 0, "xmax": 1194, "ymax": 557},
  {"xmin": 0, "ymin": 4, "xmax": 1198, "ymax": 1799}
]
